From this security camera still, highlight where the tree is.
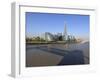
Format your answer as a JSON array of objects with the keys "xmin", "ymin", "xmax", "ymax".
[
  {"xmin": 58, "ymin": 35, "xmax": 63, "ymax": 41},
  {"xmin": 35, "ymin": 36, "xmax": 40, "ymax": 41}
]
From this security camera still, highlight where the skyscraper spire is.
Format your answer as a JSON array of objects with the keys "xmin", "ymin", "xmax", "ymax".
[{"xmin": 63, "ymin": 22, "xmax": 68, "ymax": 40}]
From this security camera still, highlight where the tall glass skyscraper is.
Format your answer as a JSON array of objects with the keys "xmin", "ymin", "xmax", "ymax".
[{"xmin": 63, "ymin": 22, "xmax": 68, "ymax": 41}]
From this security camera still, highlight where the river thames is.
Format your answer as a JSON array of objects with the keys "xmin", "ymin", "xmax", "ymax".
[{"xmin": 26, "ymin": 42, "xmax": 89, "ymax": 67}]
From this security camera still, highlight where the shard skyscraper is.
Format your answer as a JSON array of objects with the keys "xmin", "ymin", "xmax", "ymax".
[{"xmin": 63, "ymin": 22, "xmax": 68, "ymax": 40}]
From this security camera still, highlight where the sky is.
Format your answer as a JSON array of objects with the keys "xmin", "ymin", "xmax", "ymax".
[{"xmin": 26, "ymin": 12, "xmax": 89, "ymax": 39}]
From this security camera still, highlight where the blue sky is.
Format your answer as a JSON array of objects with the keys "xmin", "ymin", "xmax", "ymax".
[{"xmin": 26, "ymin": 12, "xmax": 89, "ymax": 39}]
